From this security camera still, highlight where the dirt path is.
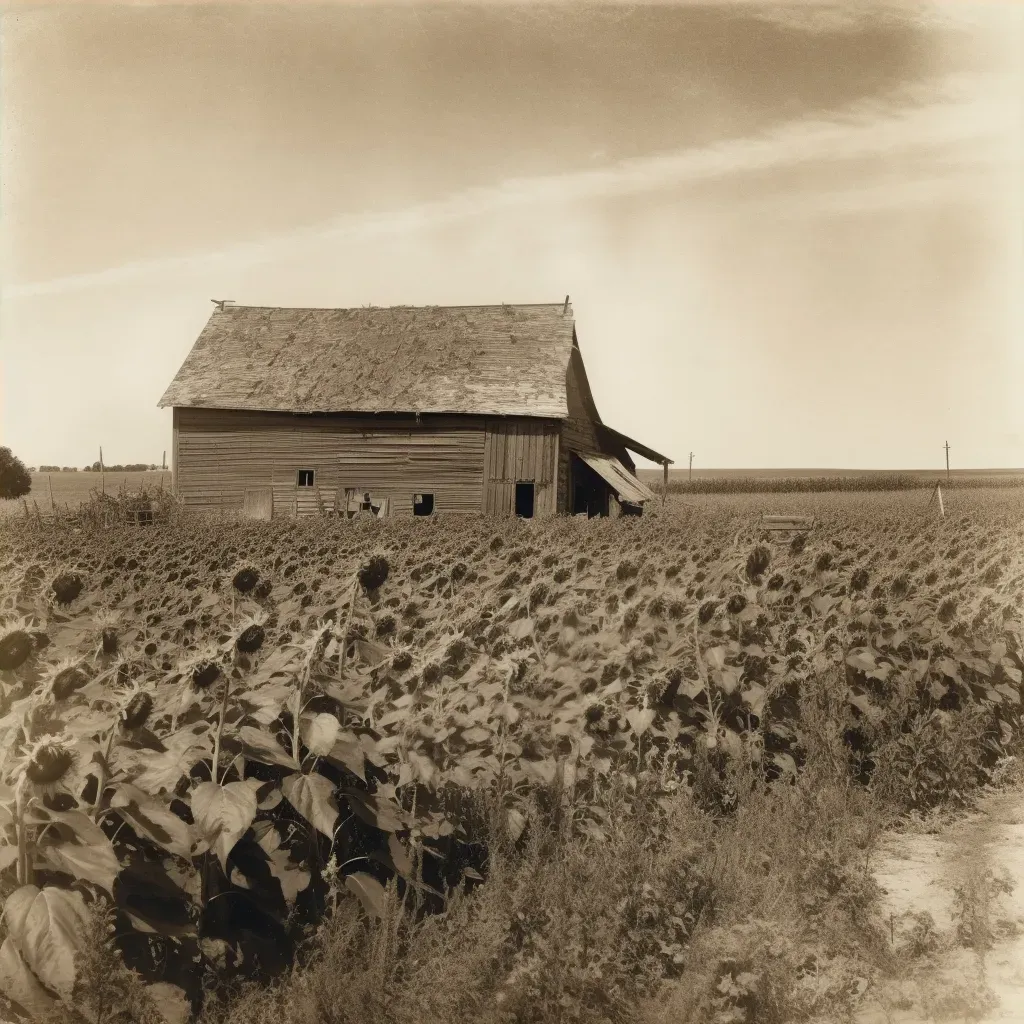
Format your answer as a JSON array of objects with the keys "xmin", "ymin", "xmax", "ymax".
[{"xmin": 857, "ymin": 782, "xmax": 1024, "ymax": 1023}]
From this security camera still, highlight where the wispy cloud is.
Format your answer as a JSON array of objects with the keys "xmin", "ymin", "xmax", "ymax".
[
  {"xmin": 5, "ymin": 69, "xmax": 1010, "ymax": 300},
  {"xmin": 743, "ymin": 0, "xmax": 996, "ymax": 34}
]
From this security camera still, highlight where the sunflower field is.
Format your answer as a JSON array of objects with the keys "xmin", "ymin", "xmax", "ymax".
[{"xmin": 0, "ymin": 488, "xmax": 1021, "ymax": 1022}]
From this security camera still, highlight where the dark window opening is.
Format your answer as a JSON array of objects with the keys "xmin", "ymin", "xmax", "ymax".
[
  {"xmin": 297, "ymin": 469, "xmax": 315, "ymax": 487},
  {"xmin": 515, "ymin": 482, "xmax": 535, "ymax": 519},
  {"xmin": 572, "ymin": 479, "xmax": 608, "ymax": 518},
  {"xmin": 414, "ymin": 493, "xmax": 434, "ymax": 516}
]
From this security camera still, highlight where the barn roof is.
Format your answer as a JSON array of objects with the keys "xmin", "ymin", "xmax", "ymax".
[{"xmin": 158, "ymin": 303, "xmax": 576, "ymax": 418}]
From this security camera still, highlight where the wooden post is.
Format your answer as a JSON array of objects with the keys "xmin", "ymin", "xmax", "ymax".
[
  {"xmin": 944, "ymin": 441, "xmax": 950, "ymax": 482},
  {"xmin": 662, "ymin": 461, "xmax": 668, "ymax": 504},
  {"xmin": 47, "ymin": 473, "xmax": 54, "ymax": 513},
  {"xmin": 689, "ymin": 452, "xmax": 694, "ymax": 482},
  {"xmin": 99, "ymin": 446, "xmax": 105, "ymax": 496},
  {"xmin": 162, "ymin": 450, "xmax": 166, "ymax": 471}
]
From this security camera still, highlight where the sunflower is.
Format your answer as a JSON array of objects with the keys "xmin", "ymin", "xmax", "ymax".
[
  {"xmin": 8, "ymin": 731, "xmax": 81, "ymax": 798},
  {"xmin": 232, "ymin": 611, "xmax": 269, "ymax": 655},
  {"xmin": 40, "ymin": 657, "xmax": 92, "ymax": 703},
  {"xmin": 92, "ymin": 607, "xmax": 121, "ymax": 657},
  {"xmin": 50, "ymin": 569, "xmax": 85, "ymax": 607},
  {"xmin": 111, "ymin": 679, "xmax": 158, "ymax": 731},
  {"xmin": 0, "ymin": 616, "xmax": 36, "ymax": 672},
  {"xmin": 177, "ymin": 646, "xmax": 225, "ymax": 693}
]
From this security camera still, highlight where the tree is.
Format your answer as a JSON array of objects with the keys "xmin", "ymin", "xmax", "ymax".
[{"xmin": 0, "ymin": 447, "xmax": 32, "ymax": 500}]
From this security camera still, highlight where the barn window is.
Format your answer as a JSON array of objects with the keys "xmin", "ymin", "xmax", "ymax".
[
  {"xmin": 515, "ymin": 482, "xmax": 535, "ymax": 519},
  {"xmin": 413, "ymin": 493, "xmax": 434, "ymax": 516},
  {"xmin": 297, "ymin": 469, "xmax": 315, "ymax": 487}
]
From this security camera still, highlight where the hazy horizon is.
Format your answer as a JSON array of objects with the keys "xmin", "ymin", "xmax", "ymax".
[{"xmin": 2, "ymin": 1, "xmax": 1022, "ymax": 470}]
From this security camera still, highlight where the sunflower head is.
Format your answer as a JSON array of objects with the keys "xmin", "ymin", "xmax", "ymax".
[
  {"xmin": 233, "ymin": 611, "xmax": 269, "ymax": 655},
  {"xmin": 51, "ymin": 571, "xmax": 85, "ymax": 607},
  {"xmin": 16, "ymin": 733, "xmax": 80, "ymax": 795},
  {"xmin": 231, "ymin": 565, "xmax": 262, "ymax": 595},
  {"xmin": 92, "ymin": 608, "xmax": 121, "ymax": 656},
  {"xmin": 112, "ymin": 680, "xmax": 157, "ymax": 730},
  {"xmin": 0, "ymin": 616, "xmax": 36, "ymax": 673},
  {"xmin": 358, "ymin": 556, "xmax": 390, "ymax": 593},
  {"xmin": 42, "ymin": 658, "xmax": 92, "ymax": 702}
]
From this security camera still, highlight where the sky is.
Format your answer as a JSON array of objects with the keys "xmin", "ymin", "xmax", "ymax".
[{"xmin": 1, "ymin": 0, "xmax": 1022, "ymax": 470}]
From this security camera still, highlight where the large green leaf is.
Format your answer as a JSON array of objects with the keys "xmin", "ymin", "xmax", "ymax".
[
  {"xmin": 300, "ymin": 713, "xmax": 340, "ymax": 757},
  {"xmin": 110, "ymin": 783, "xmax": 194, "ymax": 860},
  {"xmin": 344, "ymin": 872, "xmax": 386, "ymax": 919},
  {"xmin": 134, "ymin": 731, "xmax": 212, "ymax": 795},
  {"xmin": 38, "ymin": 809, "xmax": 119, "ymax": 893},
  {"xmin": 343, "ymin": 788, "xmax": 406, "ymax": 832},
  {"xmin": 2, "ymin": 884, "xmax": 89, "ymax": 1001},
  {"xmin": 326, "ymin": 732, "xmax": 366, "ymax": 781},
  {"xmin": 253, "ymin": 821, "xmax": 311, "ymax": 905},
  {"xmin": 0, "ymin": 844, "xmax": 18, "ymax": 873},
  {"xmin": 281, "ymin": 773, "xmax": 339, "ymax": 839},
  {"xmin": 238, "ymin": 725, "xmax": 299, "ymax": 769},
  {"xmin": 190, "ymin": 781, "xmax": 258, "ymax": 872},
  {"xmin": 625, "ymin": 708, "xmax": 655, "ymax": 736},
  {"xmin": 0, "ymin": 935, "xmax": 56, "ymax": 1018}
]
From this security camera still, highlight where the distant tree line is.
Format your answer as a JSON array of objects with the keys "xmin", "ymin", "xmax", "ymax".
[{"xmin": 32, "ymin": 463, "xmax": 163, "ymax": 473}]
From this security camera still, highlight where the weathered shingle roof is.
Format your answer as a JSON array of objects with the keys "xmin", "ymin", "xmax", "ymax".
[{"xmin": 158, "ymin": 303, "xmax": 576, "ymax": 417}]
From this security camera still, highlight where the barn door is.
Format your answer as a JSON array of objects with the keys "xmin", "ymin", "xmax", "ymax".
[{"xmin": 242, "ymin": 487, "xmax": 273, "ymax": 520}]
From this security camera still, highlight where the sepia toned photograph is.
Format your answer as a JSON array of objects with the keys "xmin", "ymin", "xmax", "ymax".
[{"xmin": 0, "ymin": 1, "xmax": 1022, "ymax": 1021}]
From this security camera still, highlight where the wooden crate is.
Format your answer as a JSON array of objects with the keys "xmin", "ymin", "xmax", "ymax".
[{"xmin": 760, "ymin": 514, "xmax": 814, "ymax": 532}]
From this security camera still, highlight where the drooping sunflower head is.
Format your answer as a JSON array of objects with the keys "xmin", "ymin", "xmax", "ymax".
[
  {"xmin": 41, "ymin": 657, "xmax": 92, "ymax": 703},
  {"xmin": 92, "ymin": 608, "xmax": 121, "ymax": 656},
  {"xmin": 112, "ymin": 680, "xmax": 158, "ymax": 731},
  {"xmin": 179, "ymin": 646, "xmax": 224, "ymax": 693},
  {"xmin": 50, "ymin": 569, "xmax": 85, "ymax": 607},
  {"xmin": 233, "ymin": 610, "xmax": 269, "ymax": 656},
  {"xmin": 0, "ymin": 616, "xmax": 36, "ymax": 673},
  {"xmin": 15, "ymin": 732, "xmax": 80, "ymax": 795},
  {"xmin": 358, "ymin": 555, "xmax": 390, "ymax": 594}
]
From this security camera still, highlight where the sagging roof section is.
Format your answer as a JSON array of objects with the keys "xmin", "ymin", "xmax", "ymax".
[
  {"xmin": 158, "ymin": 303, "xmax": 576, "ymax": 417},
  {"xmin": 576, "ymin": 452, "xmax": 656, "ymax": 505},
  {"xmin": 597, "ymin": 424, "xmax": 673, "ymax": 466}
]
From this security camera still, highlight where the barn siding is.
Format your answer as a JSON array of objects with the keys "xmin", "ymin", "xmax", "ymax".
[
  {"xmin": 482, "ymin": 419, "xmax": 560, "ymax": 516},
  {"xmin": 174, "ymin": 408, "xmax": 486, "ymax": 515}
]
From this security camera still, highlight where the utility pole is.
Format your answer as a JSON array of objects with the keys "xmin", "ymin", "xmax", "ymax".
[
  {"xmin": 688, "ymin": 453, "xmax": 694, "ymax": 482},
  {"xmin": 944, "ymin": 440, "xmax": 950, "ymax": 482}
]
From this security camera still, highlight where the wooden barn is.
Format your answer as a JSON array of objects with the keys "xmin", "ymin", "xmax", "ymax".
[{"xmin": 158, "ymin": 300, "xmax": 672, "ymax": 519}]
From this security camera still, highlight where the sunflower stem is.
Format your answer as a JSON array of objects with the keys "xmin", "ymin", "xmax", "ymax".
[
  {"xmin": 14, "ymin": 775, "xmax": 29, "ymax": 885},
  {"xmin": 292, "ymin": 671, "xmax": 304, "ymax": 766},
  {"xmin": 211, "ymin": 674, "xmax": 233, "ymax": 784},
  {"xmin": 337, "ymin": 578, "xmax": 359, "ymax": 679},
  {"xmin": 92, "ymin": 721, "xmax": 120, "ymax": 822}
]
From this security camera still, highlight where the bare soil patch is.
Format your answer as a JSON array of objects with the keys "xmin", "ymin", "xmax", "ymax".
[{"xmin": 859, "ymin": 776, "xmax": 1024, "ymax": 1023}]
